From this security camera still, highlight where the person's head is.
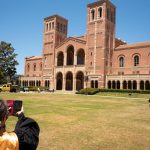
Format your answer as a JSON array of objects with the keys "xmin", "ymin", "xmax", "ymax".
[{"xmin": 0, "ymin": 100, "xmax": 8, "ymax": 130}]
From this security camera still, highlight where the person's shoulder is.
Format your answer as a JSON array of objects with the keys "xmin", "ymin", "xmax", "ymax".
[
  {"xmin": 0, "ymin": 132, "xmax": 19, "ymax": 149},
  {"xmin": 2, "ymin": 131, "xmax": 18, "ymax": 139}
]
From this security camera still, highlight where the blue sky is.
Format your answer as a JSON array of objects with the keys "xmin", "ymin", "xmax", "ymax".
[{"xmin": 0, "ymin": 0, "xmax": 150, "ymax": 74}]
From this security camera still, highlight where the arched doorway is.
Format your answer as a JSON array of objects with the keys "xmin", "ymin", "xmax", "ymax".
[
  {"xmin": 123, "ymin": 81, "xmax": 127, "ymax": 89},
  {"xmin": 91, "ymin": 80, "xmax": 94, "ymax": 88},
  {"xmin": 57, "ymin": 52, "xmax": 64, "ymax": 66},
  {"xmin": 76, "ymin": 71, "xmax": 84, "ymax": 91},
  {"xmin": 67, "ymin": 45, "xmax": 74, "ymax": 65},
  {"xmin": 145, "ymin": 80, "xmax": 150, "ymax": 90},
  {"xmin": 108, "ymin": 81, "xmax": 111, "ymax": 89},
  {"xmin": 66, "ymin": 72, "xmax": 73, "ymax": 91},
  {"xmin": 128, "ymin": 81, "xmax": 132, "ymax": 90},
  {"xmin": 56, "ymin": 72, "xmax": 63, "ymax": 90},
  {"xmin": 95, "ymin": 80, "xmax": 98, "ymax": 88},
  {"xmin": 112, "ymin": 81, "xmax": 116, "ymax": 89},
  {"xmin": 117, "ymin": 81, "xmax": 120, "ymax": 89},
  {"xmin": 140, "ymin": 80, "xmax": 144, "ymax": 90},
  {"xmin": 133, "ymin": 80, "xmax": 137, "ymax": 90},
  {"xmin": 45, "ymin": 80, "xmax": 50, "ymax": 88},
  {"xmin": 77, "ymin": 49, "xmax": 85, "ymax": 65}
]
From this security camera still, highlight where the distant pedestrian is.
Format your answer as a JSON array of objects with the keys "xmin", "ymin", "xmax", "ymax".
[{"xmin": 37, "ymin": 88, "xmax": 40, "ymax": 93}]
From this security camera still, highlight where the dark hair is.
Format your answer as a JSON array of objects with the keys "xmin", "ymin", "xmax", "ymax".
[{"xmin": 0, "ymin": 100, "xmax": 8, "ymax": 129}]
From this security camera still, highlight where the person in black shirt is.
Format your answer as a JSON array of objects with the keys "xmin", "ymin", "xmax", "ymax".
[{"xmin": 0, "ymin": 100, "xmax": 40, "ymax": 150}]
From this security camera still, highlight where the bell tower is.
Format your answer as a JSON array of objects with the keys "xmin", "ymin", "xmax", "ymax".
[
  {"xmin": 86, "ymin": 0, "xmax": 116, "ymax": 88},
  {"xmin": 42, "ymin": 15, "xmax": 68, "ymax": 89}
]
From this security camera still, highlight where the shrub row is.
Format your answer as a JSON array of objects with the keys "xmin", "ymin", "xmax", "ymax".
[
  {"xmin": 22, "ymin": 86, "xmax": 49, "ymax": 92},
  {"xmin": 99, "ymin": 89, "xmax": 150, "ymax": 94},
  {"xmin": 76, "ymin": 88, "xmax": 100, "ymax": 95},
  {"xmin": 76, "ymin": 88, "xmax": 150, "ymax": 95}
]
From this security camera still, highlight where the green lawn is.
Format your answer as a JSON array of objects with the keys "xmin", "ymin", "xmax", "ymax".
[{"xmin": 0, "ymin": 92, "xmax": 150, "ymax": 150}]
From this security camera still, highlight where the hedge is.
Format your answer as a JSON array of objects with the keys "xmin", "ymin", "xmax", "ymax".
[
  {"xmin": 99, "ymin": 89, "xmax": 150, "ymax": 94},
  {"xmin": 76, "ymin": 88, "xmax": 150, "ymax": 95},
  {"xmin": 76, "ymin": 88, "xmax": 100, "ymax": 95}
]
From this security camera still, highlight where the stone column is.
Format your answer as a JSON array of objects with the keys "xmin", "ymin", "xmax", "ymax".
[
  {"xmin": 73, "ymin": 76, "xmax": 76, "ymax": 91},
  {"xmin": 64, "ymin": 52, "xmax": 67, "ymax": 66},
  {"xmin": 120, "ymin": 81, "xmax": 123, "ymax": 89},
  {"xmin": 137, "ymin": 80, "xmax": 140, "ymax": 90},
  {"xmin": 74, "ymin": 55, "xmax": 77, "ymax": 66},
  {"xmin": 63, "ymin": 77, "xmax": 66, "ymax": 91},
  {"xmin": 55, "ymin": 57, "xmax": 57, "ymax": 67}
]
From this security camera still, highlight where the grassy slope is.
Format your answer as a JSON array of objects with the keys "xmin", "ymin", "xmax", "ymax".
[{"xmin": 0, "ymin": 93, "xmax": 150, "ymax": 150}]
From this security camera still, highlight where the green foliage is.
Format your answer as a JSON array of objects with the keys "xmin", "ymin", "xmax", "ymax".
[
  {"xmin": 76, "ymin": 88, "xmax": 100, "ymax": 95},
  {"xmin": 27, "ymin": 86, "xmax": 49, "ymax": 92},
  {"xmin": 99, "ymin": 88, "xmax": 150, "ymax": 94},
  {"xmin": 0, "ymin": 41, "xmax": 19, "ymax": 84}
]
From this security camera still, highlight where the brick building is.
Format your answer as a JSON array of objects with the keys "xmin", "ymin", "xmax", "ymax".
[{"xmin": 21, "ymin": 0, "xmax": 150, "ymax": 91}]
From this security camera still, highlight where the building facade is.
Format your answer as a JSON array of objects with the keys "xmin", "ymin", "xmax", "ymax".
[{"xmin": 21, "ymin": 0, "xmax": 150, "ymax": 91}]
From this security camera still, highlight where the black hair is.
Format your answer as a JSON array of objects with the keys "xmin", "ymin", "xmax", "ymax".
[{"xmin": 0, "ymin": 100, "xmax": 8, "ymax": 129}]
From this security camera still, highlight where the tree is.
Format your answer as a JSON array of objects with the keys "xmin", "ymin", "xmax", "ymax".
[{"xmin": 0, "ymin": 41, "xmax": 19, "ymax": 83}]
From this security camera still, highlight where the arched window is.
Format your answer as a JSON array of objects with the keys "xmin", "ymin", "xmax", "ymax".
[
  {"xmin": 49, "ymin": 23, "xmax": 51, "ymax": 30},
  {"xmin": 40, "ymin": 63, "xmax": 42, "ymax": 71},
  {"xmin": 57, "ymin": 52, "xmax": 64, "ymax": 66},
  {"xmin": 95, "ymin": 80, "xmax": 98, "ymax": 88},
  {"xmin": 91, "ymin": 80, "xmax": 94, "ymax": 88},
  {"xmin": 67, "ymin": 45, "xmax": 74, "ymax": 65},
  {"xmin": 27, "ymin": 64, "xmax": 30, "ymax": 72},
  {"xmin": 46, "ymin": 23, "xmax": 48, "ymax": 32},
  {"xmin": 134, "ymin": 55, "xmax": 139, "ymax": 66},
  {"xmin": 57, "ymin": 22, "xmax": 60, "ymax": 31},
  {"xmin": 119, "ymin": 57, "xmax": 124, "ymax": 67},
  {"xmin": 60, "ymin": 24, "xmax": 63, "ymax": 32},
  {"xmin": 91, "ymin": 9, "xmax": 95, "ymax": 20},
  {"xmin": 77, "ymin": 49, "xmax": 85, "ymax": 65},
  {"xmin": 52, "ymin": 22, "xmax": 54, "ymax": 29},
  {"xmin": 107, "ymin": 8, "xmax": 110, "ymax": 20},
  {"xmin": 33, "ymin": 63, "xmax": 36, "ymax": 71},
  {"xmin": 98, "ymin": 7, "xmax": 102, "ymax": 18},
  {"xmin": 63, "ymin": 24, "xmax": 66, "ymax": 33}
]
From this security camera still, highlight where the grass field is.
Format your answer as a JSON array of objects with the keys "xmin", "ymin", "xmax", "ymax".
[{"xmin": 0, "ymin": 92, "xmax": 150, "ymax": 150}]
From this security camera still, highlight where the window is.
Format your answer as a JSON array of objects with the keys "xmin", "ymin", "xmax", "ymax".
[
  {"xmin": 95, "ymin": 80, "xmax": 98, "ymax": 88},
  {"xmin": 33, "ymin": 63, "xmax": 36, "ymax": 71},
  {"xmin": 98, "ymin": 7, "xmax": 102, "ymax": 18},
  {"xmin": 77, "ymin": 49, "xmax": 85, "ymax": 65},
  {"xmin": 52, "ymin": 22, "xmax": 54, "ymax": 29},
  {"xmin": 49, "ymin": 22, "xmax": 51, "ymax": 30},
  {"xmin": 60, "ymin": 24, "xmax": 63, "ymax": 32},
  {"xmin": 57, "ymin": 23, "xmax": 60, "ymax": 31},
  {"xmin": 119, "ymin": 57, "xmax": 124, "ymax": 67},
  {"xmin": 40, "ymin": 63, "xmax": 42, "ymax": 71},
  {"xmin": 27, "ymin": 64, "xmax": 30, "ymax": 72},
  {"xmin": 107, "ymin": 8, "xmax": 110, "ymax": 20},
  {"xmin": 91, "ymin": 9, "xmax": 95, "ymax": 20},
  {"xmin": 63, "ymin": 24, "xmax": 65, "ymax": 33},
  {"xmin": 91, "ymin": 80, "xmax": 94, "ymax": 88},
  {"xmin": 46, "ymin": 23, "xmax": 48, "ymax": 31},
  {"xmin": 134, "ymin": 55, "xmax": 139, "ymax": 66}
]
